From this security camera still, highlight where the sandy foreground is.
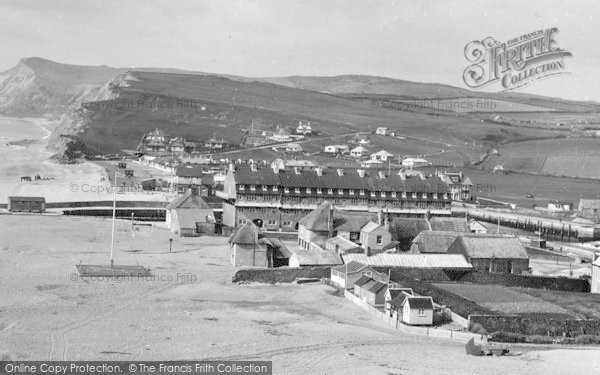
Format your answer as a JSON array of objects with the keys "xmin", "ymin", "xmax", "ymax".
[{"xmin": 0, "ymin": 215, "xmax": 599, "ymax": 375}]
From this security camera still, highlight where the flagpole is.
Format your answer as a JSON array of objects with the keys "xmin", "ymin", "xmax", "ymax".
[{"xmin": 110, "ymin": 171, "xmax": 117, "ymax": 268}]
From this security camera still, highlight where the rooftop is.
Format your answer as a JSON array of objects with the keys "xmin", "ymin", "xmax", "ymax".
[
  {"xmin": 341, "ymin": 253, "xmax": 472, "ymax": 269},
  {"xmin": 451, "ymin": 236, "xmax": 528, "ymax": 259}
]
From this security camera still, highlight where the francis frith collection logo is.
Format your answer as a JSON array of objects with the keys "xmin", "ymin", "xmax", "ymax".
[{"xmin": 463, "ymin": 27, "xmax": 572, "ymax": 91}]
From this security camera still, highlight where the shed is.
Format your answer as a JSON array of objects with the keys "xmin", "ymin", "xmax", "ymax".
[{"xmin": 7, "ymin": 196, "xmax": 46, "ymax": 213}]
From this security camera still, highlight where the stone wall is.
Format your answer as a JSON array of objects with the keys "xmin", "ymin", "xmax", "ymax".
[
  {"xmin": 232, "ymin": 266, "xmax": 331, "ymax": 283},
  {"xmin": 469, "ymin": 314, "xmax": 600, "ymax": 336}
]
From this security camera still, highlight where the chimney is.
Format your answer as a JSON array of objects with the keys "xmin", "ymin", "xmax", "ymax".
[
  {"xmin": 357, "ymin": 169, "xmax": 366, "ymax": 178},
  {"xmin": 228, "ymin": 163, "xmax": 235, "ymax": 172},
  {"xmin": 272, "ymin": 165, "xmax": 279, "ymax": 174},
  {"xmin": 377, "ymin": 210, "xmax": 383, "ymax": 225},
  {"xmin": 399, "ymin": 170, "xmax": 406, "ymax": 180},
  {"xmin": 250, "ymin": 163, "xmax": 258, "ymax": 172},
  {"xmin": 316, "ymin": 167, "xmax": 323, "ymax": 176},
  {"xmin": 378, "ymin": 171, "xmax": 386, "ymax": 179},
  {"xmin": 328, "ymin": 205, "xmax": 334, "ymax": 238},
  {"xmin": 364, "ymin": 246, "xmax": 371, "ymax": 257},
  {"xmin": 336, "ymin": 168, "xmax": 344, "ymax": 176},
  {"xmin": 294, "ymin": 167, "xmax": 301, "ymax": 175},
  {"xmin": 384, "ymin": 212, "xmax": 390, "ymax": 231}
]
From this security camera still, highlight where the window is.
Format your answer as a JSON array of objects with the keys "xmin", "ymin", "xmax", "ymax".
[
  {"xmin": 283, "ymin": 221, "xmax": 292, "ymax": 226},
  {"xmin": 422, "ymin": 193, "xmax": 427, "ymax": 199},
  {"xmin": 418, "ymin": 308, "xmax": 425, "ymax": 317},
  {"xmin": 268, "ymin": 219, "xmax": 276, "ymax": 225},
  {"xmin": 238, "ymin": 219, "xmax": 247, "ymax": 224},
  {"xmin": 327, "ymin": 188, "xmax": 333, "ymax": 195},
  {"xmin": 294, "ymin": 187, "xmax": 300, "ymax": 194},
  {"xmin": 284, "ymin": 187, "xmax": 290, "ymax": 193},
  {"xmin": 306, "ymin": 187, "xmax": 312, "ymax": 194},
  {"xmin": 250, "ymin": 185, "xmax": 256, "ymax": 191},
  {"xmin": 359, "ymin": 189, "xmax": 365, "ymax": 196},
  {"xmin": 239, "ymin": 185, "xmax": 245, "ymax": 191},
  {"xmin": 317, "ymin": 188, "xmax": 323, "ymax": 195},
  {"xmin": 433, "ymin": 193, "xmax": 438, "ymax": 199},
  {"xmin": 338, "ymin": 189, "xmax": 344, "ymax": 195},
  {"xmin": 376, "ymin": 235, "xmax": 382, "ymax": 245}
]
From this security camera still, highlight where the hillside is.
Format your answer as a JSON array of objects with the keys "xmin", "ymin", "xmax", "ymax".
[{"xmin": 1, "ymin": 57, "xmax": 600, "ymax": 170}]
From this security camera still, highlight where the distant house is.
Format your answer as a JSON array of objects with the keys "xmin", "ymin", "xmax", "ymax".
[
  {"xmin": 359, "ymin": 221, "xmax": 392, "ymax": 255},
  {"xmin": 370, "ymin": 150, "xmax": 394, "ymax": 162},
  {"xmin": 330, "ymin": 261, "xmax": 377, "ymax": 289},
  {"xmin": 296, "ymin": 121, "xmax": 312, "ymax": 135},
  {"xmin": 401, "ymin": 157, "xmax": 430, "ymax": 168},
  {"xmin": 7, "ymin": 196, "xmax": 45, "ymax": 213},
  {"xmin": 285, "ymin": 143, "xmax": 303, "ymax": 153},
  {"xmin": 351, "ymin": 135, "xmax": 370, "ymax": 145},
  {"xmin": 437, "ymin": 171, "xmax": 473, "ymax": 201},
  {"xmin": 324, "ymin": 144, "xmax": 350, "ymax": 154},
  {"xmin": 592, "ymin": 256, "xmax": 600, "ymax": 294},
  {"xmin": 375, "ymin": 127, "xmax": 388, "ymax": 136},
  {"xmin": 492, "ymin": 165, "xmax": 506, "ymax": 174},
  {"xmin": 229, "ymin": 222, "xmax": 268, "ymax": 267},
  {"xmin": 204, "ymin": 137, "xmax": 228, "ymax": 150},
  {"xmin": 548, "ymin": 201, "xmax": 573, "ymax": 213},
  {"xmin": 168, "ymin": 137, "xmax": 186, "ymax": 153},
  {"xmin": 468, "ymin": 219, "xmax": 487, "ymax": 234},
  {"xmin": 269, "ymin": 128, "xmax": 293, "ymax": 142},
  {"xmin": 409, "ymin": 230, "xmax": 460, "ymax": 254},
  {"xmin": 288, "ymin": 250, "xmax": 342, "ymax": 267},
  {"xmin": 447, "ymin": 235, "xmax": 529, "ymax": 274},
  {"xmin": 174, "ymin": 164, "xmax": 214, "ymax": 195},
  {"xmin": 578, "ymin": 199, "xmax": 600, "ymax": 221},
  {"xmin": 353, "ymin": 275, "xmax": 388, "ymax": 306},
  {"xmin": 140, "ymin": 128, "xmax": 168, "ymax": 153},
  {"xmin": 388, "ymin": 294, "xmax": 434, "ymax": 326},
  {"xmin": 166, "ymin": 189, "xmax": 215, "ymax": 237},
  {"xmin": 360, "ymin": 159, "xmax": 383, "ymax": 168},
  {"xmin": 350, "ymin": 146, "xmax": 368, "ymax": 158}
]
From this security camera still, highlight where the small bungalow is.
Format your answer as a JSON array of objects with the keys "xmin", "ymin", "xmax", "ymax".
[
  {"xmin": 166, "ymin": 190, "xmax": 215, "ymax": 237},
  {"xmin": 401, "ymin": 157, "xmax": 430, "ymax": 168},
  {"xmin": 547, "ymin": 201, "xmax": 573, "ymax": 213},
  {"xmin": 468, "ymin": 219, "xmax": 487, "ymax": 234},
  {"xmin": 429, "ymin": 216, "xmax": 469, "ymax": 232},
  {"xmin": 375, "ymin": 127, "xmax": 388, "ymax": 136},
  {"xmin": 389, "ymin": 295, "xmax": 434, "ymax": 326},
  {"xmin": 354, "ymin": 276, "xmax": 388, "ymax": 306},
  {"xmin": 384, "ymin": 288, "xmax": 414, "ymax": 317},
  {"xmin": 350, "ymin": 146, "xmax": 369, "ymax": 158},
  {"xmin": 324, "ymin": 144, "xmax": 350, "ymax": 154},
  {"xmin": 370, "ymin": 150, "xmax": 394, "ymax": 162},
  {"xmin": 330, "ymin": 261, "xmax": 377, "ymax": 289}
]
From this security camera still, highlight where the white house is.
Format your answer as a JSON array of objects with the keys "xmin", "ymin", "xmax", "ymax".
[
  {"xmin": 547, "ymin": 201, "xmax": 573, "ymax": 213},
  {"xmin": 468, "ymin": 219, "xmax": 487, "ymax": 234},
  {"xmin": 401, "ymin": 157, "xmax": 430, "ymax": 168},
  {"xmin": 376, "ymin": 127, "xmax": 388, "ymax": 136},
  {"xmin": 370, "ymin": 150, "xmax": 394, "ymax": 162},
  {"xmin": 330, "ymin": 261, "xmax": 377, "ymax": 289},
  {"xmin": 285, "ymin": 143, "xmax": 303, "ymax": 153},
  {"xmin": 324, "ymin": 145, "xmax": 350, "ymax": 154},
  {"xmin": 296, "ymin": 121, "xmax": 312, "ymax": 135},
  {"xmin": 388, "ymin": 294, "xmax": 434, "ymax": 326},
  {"xmin": 592, "ymin": 255, "xmax": 600, "ymax": 294},
  {"xmin": 350, "ymin": 146, "xmax": 368, "ymax": 158}
]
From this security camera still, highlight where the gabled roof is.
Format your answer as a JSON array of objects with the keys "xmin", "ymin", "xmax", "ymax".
[
  {"xmin": 387, "ymin": 288, "xmax": 414, "ymax": 300},
  {"xmin": 451, "ymin": 236, "xmax": 528, "ymax": 259},
  {"xmin": 368, "ymin": 281, "xmax": 388, "ymax": 294},
  {"xmin": 331, "ymin": 260, "xmax": 369, "ymax": 273},
  {"xmin": 372, "ymin": 150, "xmax": 394, "ymax": 157},
  {"xmin": 593, "ymin": 256, "xmax": 600, "ymax": 267},
  {"xmin": 228, "ymin": 222, "xmax": 258, "ymax": 245},
  {"xmin": 299, "ymin": 201, "xmax": 332, "ymax": 231},
  {"xmin": 406, "ymin": 297, "xmax": 434, "ymax": 310},
  {"xmin": 411, "ymin": 231, "xmax": 459, "ymax": 254},
  {"xmin": 389, "ymin": 293, "xmax": 409, "ymax": 309},
  {"xmin": 429, "ymin": 217, "xmax": 469, "ymax": 232},
  {"xmin": 361, "ymin": 221, "xmax": 384, "ymax": 234},
  {"xmin": 176, "ymin": 164, "xmax": 206, "ymax": 178},
  {"xmin": 166, "ymin": 190, "xmax": 211, "ymax": 210},
  {"xmin": 351, "ymin": 146, "xmax": 368, "ymax": 152},
  {"xmin": 354, "ymin": 275, "xmax": 372, "ymax": 287}
]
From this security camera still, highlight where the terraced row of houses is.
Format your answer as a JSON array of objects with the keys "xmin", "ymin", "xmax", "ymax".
[{"xmin": 218, "ymin": 164, "xmax": 459, "ymax": 231}]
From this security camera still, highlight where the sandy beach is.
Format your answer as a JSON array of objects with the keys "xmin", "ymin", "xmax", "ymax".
[{"xmin": 0, "ymin": 117, "xmax": 170, "ymax": 204}]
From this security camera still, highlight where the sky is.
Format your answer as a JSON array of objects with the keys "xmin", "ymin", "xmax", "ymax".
[{"xmin": 1, "ymin": 0, "xmax": 599, "ymax": 101}]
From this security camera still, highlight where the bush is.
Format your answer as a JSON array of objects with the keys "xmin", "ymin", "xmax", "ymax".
[{"xmin": 489, "ymin": 331, "xmax": 526, "ymax": 343}]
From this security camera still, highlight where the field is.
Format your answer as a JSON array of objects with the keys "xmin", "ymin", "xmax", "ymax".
[
  {"xmin": 484, "ymin": 138, "xmax": 600, "ymax": 179},
  {"xmin": 2, "ymin": 214, "xmax": 600, "ymax": 373},
  {"xmin": 433, "ymin": 283, "xmax": 577, "ymax": 319}
]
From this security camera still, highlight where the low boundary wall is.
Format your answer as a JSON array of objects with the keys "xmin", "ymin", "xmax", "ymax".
[
  {"xmin": 469, "ymin": 314, "xmax": 600, "ymax": 337},
  {"xmin": 232, "ymin": 267, "xmax": 331, "ymax": 283}
]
